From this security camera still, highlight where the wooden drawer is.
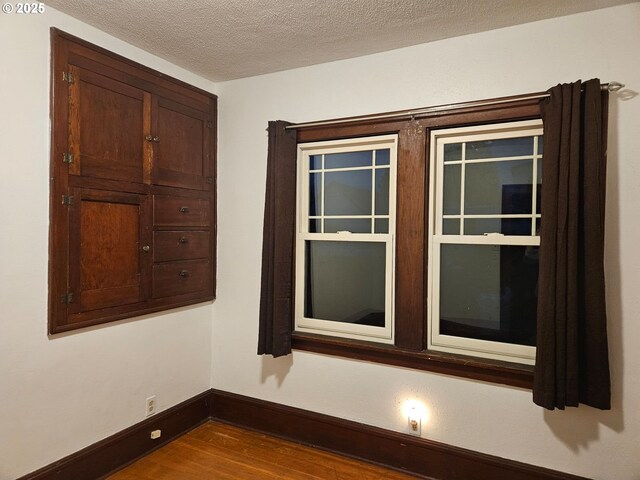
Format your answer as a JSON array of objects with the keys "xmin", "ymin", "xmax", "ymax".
[
  {"xmin": 154, "ymin": 231, "xmax": 210, "ymax": 262},
  {"xmin": 152, "ymin": 260, "xmax": 211, "ymax": 298},
  {"xmin": 154, "ymin": 195, "xmax": 209, "ymax": 227}
]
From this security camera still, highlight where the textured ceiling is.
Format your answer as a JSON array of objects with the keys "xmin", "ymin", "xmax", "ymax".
[{"xmin": 46, "ymin": 0, "xmax": 634, "ymax": 82}]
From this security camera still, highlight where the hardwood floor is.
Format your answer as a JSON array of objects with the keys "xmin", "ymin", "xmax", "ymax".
[{"xmin": 107, "ymin": 421, "xmax": 419, "ymax": 479}]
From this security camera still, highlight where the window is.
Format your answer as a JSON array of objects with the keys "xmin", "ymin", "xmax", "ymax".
[
  {"xmin": 286, "ymin": 95, "xmax": 543, "ymax": 388},
  {"xmin": 428, "ymin": 121, "xmax": 543, "ymax": 365},
  {"xmin": 295, "ymin": 135, "xmax": 398, "ymax": 343}
]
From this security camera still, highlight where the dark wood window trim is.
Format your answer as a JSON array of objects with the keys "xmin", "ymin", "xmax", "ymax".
[
  {"xmin": 293, "ymin": 95, "xmax": 542, "ymax": 388},
  {"xmin": 293, "ymin": 332, "xmax": 533, "ymax": 388}
]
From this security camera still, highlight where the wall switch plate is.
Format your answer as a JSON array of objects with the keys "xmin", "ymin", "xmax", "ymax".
[{"xmin": 146, "ymin": 396, "xmax": 156, "ymax": 417}]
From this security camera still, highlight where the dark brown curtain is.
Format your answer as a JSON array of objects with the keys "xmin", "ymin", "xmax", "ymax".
[
  {"xmin": 258, "ymin": 120, "xmax": 297, "ymax": 357},
  {"xmin": 534, "ymin": 79, "xmax": 611, "ymax": 410}
]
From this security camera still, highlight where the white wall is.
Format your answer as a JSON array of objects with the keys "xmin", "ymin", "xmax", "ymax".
[
  {"xmin": 213, "ymin": 4, "xmax": 640, "ymax": 479},
  {"xmin": 0, "ymin": 8, "xmax": 217, "ymax": 480}
]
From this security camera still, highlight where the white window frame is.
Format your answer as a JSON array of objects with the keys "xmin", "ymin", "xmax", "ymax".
[
  {"xmin": 295, "ymin": 135, "xmax": 398, "ymax": 343},
  {"xmin": 427, "ymin": 120, "xmax": 543, "ymax": 365}
]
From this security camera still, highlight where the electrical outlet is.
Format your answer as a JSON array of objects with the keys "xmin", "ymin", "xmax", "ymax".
[
  {"xmin": 145, "ymin": 396, "xmax": 156, "ymax": 417},
  {"xmin": 408, "ymin": 416, "xmax": 421, "ymax": 436},
  {"xmin": 407, "ymin": 406, "xmax": 422, "ymax": 436},
  {"xmin": 150, "ymin": 429, "xmax": 161, "ymax": 440}
]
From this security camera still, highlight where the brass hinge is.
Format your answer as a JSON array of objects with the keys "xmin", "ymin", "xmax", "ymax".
[
  {"xmin": 62, "ymin": 71, "xmax": 75, "ymax": 84},
  {"xmin": 61, "ymin": 195, "xmax": 74, "ymax": 205},
  {"xmin": 206, "ymin": 121, "xmax": 212, "ymax": 129},
  {"xmin": 61, "ymin": 292, "xmax": 74, "ymax": 304},
  {"xmin": 62, "ymin": 152, "xmax": 74, "ymax": 164}
]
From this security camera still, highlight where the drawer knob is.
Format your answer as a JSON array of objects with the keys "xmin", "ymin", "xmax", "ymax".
[
  {"xmin": 142, "ymin": 245, "xmax": 150, "ymax": 252},
  {"xmin": 179, "ymin": 270, "xmax": 190, "ymax": 278},
  {"xmin": 179, "ymin": 237, "xmax": 189, "ymax": 244},
  {"xmin": 179, "ymin": 206, "xmax": 190, "ymax": 213}
]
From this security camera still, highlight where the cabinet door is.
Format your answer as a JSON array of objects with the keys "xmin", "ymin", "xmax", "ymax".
[
  {"xmin": 67, "ymin": 189, "xmax": 151, "ymax": 322},
  {"xmin": 152, "ymin": 96, "xmax": 211, "ymax": 190},
  {"xmin": 68, "ymin": 65, "xmax": 149, "ymax": 184}
]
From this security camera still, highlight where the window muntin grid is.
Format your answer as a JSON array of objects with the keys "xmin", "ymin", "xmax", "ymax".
[
  {"xmin": 307, "ymin": 149, "xmax": 391, "ymax": 234},
  {"xmin": 439, "ymin": 135, "xmax": 543, "ymax": 237}
]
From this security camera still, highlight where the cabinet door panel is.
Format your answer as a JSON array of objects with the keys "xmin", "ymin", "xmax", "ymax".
[
  {"xmin": 153, "ymin": 97, "xmax": 210, "ymax": 190},
  {"xmin": 69, "ymin": 189, "xmax": 150, "ymax": 315},
  {"xmin": 69, "ymin": 66, "xmax": 147, "ymax": 183}
]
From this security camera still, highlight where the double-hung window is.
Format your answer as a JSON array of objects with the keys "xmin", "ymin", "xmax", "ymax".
[
  {"xmin": 428, "ymin": 120, "xmax": 543, "ymax": 364},
  {"xmin": 286, "ymin": 96, "xmax": 545, "ymax": 387},
  {"xmin": 295, "ymin": 135, "xmax": 398, "ymax": 343}
]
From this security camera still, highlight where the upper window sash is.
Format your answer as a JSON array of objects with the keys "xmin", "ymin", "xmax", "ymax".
[
  {"xmin": 297, "ymin": 135, "xmax": 398, "ymax": 238},
  {"xmin": 432, "ymin": 120, "xmax": 543, "ymax": 241}
]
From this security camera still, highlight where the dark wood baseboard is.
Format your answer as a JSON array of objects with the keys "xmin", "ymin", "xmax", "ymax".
[
  {"xmin": 210, "ymin": 389, "xmax": 590, "ymax": 480},
  {"xmin": 19, "ymin": 388, "xmax": 590, "ymax": 480},
  {"xmin": 18, "ymin": 391, "xmax": 211, "ymax": 480}
]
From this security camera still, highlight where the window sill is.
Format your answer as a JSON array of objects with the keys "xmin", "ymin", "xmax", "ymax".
[{"xmin": 292, "ymin": 332, "xmax": 533, "ymax": 389}]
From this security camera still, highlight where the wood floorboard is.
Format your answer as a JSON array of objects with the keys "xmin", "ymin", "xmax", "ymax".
[{"xmin": 107, "ymin": 421, "xmax": 418, "ymax": 479}]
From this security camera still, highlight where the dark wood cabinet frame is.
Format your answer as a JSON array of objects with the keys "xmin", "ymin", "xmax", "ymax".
[
  {"xmin": 293, "ymin": 95, "xmax": 543, "ymax": 388},
  {"xmin": 49, "ymin": 29, "xmax": 217, "ymax": 334}
]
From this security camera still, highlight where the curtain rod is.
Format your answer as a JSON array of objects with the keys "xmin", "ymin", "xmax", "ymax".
[{"xmin": 284, "ymin": 81, "xmax": 625, "ymax": 130}]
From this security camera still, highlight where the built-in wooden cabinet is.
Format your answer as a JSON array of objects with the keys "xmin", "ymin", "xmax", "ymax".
[{"xmin": 49, "ymin": 29, "xmax": 216, "ymax": 333}]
